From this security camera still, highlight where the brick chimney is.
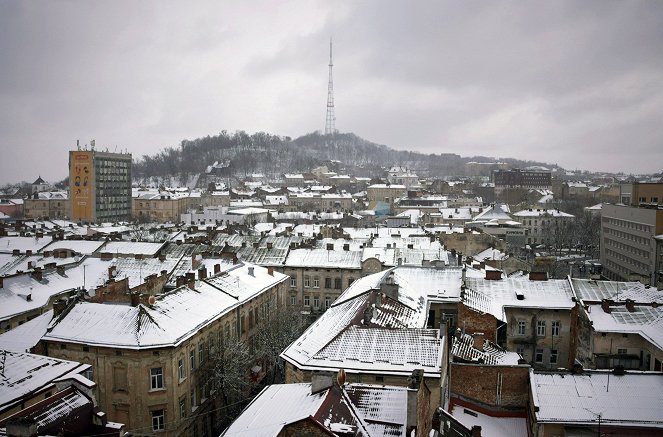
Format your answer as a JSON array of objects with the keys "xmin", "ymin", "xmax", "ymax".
[
  {"xmin": 53, "ymin": 299, "xmax": 67, "ymax": 316},
  {"xmin": 267, "ymin": 266, "xmax": 274, "ymax": 276},
  {"xmin": 26, "ymin": 249, "xmax": 32, "ymax": 256},
  {"xmin": 473, "ymin": 332, "xmax": 484, "ymax": 351},
  {"xmin": 471, "ymin": 426, "xmax": 482, "ymax": 437},
  {"xmin": 214, "ymin": 264, "xmax": 221, "ymax": 275},
  {"xmin": 529, "ymin": 271, "xmax": 548, "ymax": 281},
  {"xmin": 406, "ymin": 369, "xmax": 424, "ymax": 430},
  {"xmin": 625, "ymin": 299, "xmax": 635, "ymax": 312},
  {"xmin": 108, "ymin": 265, "xmax": 117, "ymax": 280},
  {"xmin": 601, "ymin": 299, "xmax": 612, "ymax": 314},
  {"xmin": 267, "ymin": 242, "xmax": 273, "ymax": 250},
  {"xmin": 31, "ymin": 268, "xmax": 43, "ymax": 281},
  {"xmin": 485, "ymin": 270, "xmax": 502, "ymax": 280},
  {"xmin": 0, "ymin": 277, "xmax": 3, "ymax": 288},
  {"xmin": 199, "ymin": 266, "xmax": 207, "ymax": 280}
]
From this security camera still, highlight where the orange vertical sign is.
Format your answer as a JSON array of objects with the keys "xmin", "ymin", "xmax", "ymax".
[{"xmin": 70, "ymin": 151, "xmax": 93, "ymax": 220}]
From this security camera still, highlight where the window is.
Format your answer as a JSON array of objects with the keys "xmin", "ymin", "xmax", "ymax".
[
  {"xmin": 150, "ymin": 367, "xmax": 164, "ymax": 390},
  {"xmin": 617, "ymin": 348, "xmax": 627, "ymax": 355},
  {"xmin": 191, "ymin": 387, "xmax": 197, "ymax": 410},
  {"xmin": 535, "ymin": 349, "xmax": 544, "ymax": 363},
  {"xmin": 304, "ymin": 276, "xmax": 310, "ymax": 288},
  {"xmin": 348, "ymin": 278, "xmax": 354, "ymax": 287},
  {"xmin": 180, "ymin": 398, "xmax": 186, "ymax": 418},
  {"xmin": 83, "ymin": 367, "xmax": 94, "ymax": 382},
  {"xmin": 325, "ymin": 297, "xmax": 331, "ymax": 309},
  {"xmin": 536, "ymin": 320, "xmax": 546, "ymax": 337},
  {"xmin": 314, "ymin": 296, "xmax": 320, "ymax": 308},
  {"xmin": 190, "ymin": 349, "xmax": 196, "ymax": 371},
  {"xmin": 199, "ymin": 344, "xmax": 204, "ymax": 365},
  {"xmin": 550, "ymin": 349, "xmax": 558, "ymax": 364},
  {"xmin": 290, "ymin": 277, "xmax": 296, "ymax": 287},
  {"xmin": 290, "ymin": 295, "xmax": 296, "ymax": 305},
  {"xmin": 178, "ymin": 358, "xmax": 186, "ymax": 380},
  {"xmin": 325, "ymin": 277, "xmax": 332, "ymax": 288},
  {"xmin": 152, "ymin": 409, "xmax": 165, "ymax": 431},
  {"xmin": 304, "ymin": 295, "xmax": 310, "ymax": 306},
  {"xmin": 551, "ymin": 321, "xmax": 560, "ymax": 336},
  {"xmin": 516, "ymin": 346, "xmax": 525, "ymax": 355},
  {"xmin": 313, "ymin": 277, "xmax": 320, "ymax": 288},
  {"xmin": 517, "ymin": 320, "xmax": 526, "ymax": 335},
  {"xmin": 334, "ymin": 278, "xmax": 342, "ymax": 289}
]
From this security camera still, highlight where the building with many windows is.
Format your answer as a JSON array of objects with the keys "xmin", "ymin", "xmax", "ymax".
[
  {"xmin": 493, "ymin": 168, "xmax": 551, "ymax": 194},
  {"xmin": 69, "ymin": 149, "xmax": 132, "ymax": 223},
  {"xmin": 600, "ymin": 203, "xmax": 663, "ymax": 283}
]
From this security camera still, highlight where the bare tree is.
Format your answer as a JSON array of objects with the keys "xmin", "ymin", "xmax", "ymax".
[
  {"xmin": 254, "ymin": 306, "xmax": 309, "ymax": 384},
  {"xmin": 209, "ymin": 335, "xmax": 256, "ymax": 421}
]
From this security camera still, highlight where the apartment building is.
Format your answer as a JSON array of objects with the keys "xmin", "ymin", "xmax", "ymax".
[
  {"xmin": 133, "ymin": 191, "xmax": 191, "ymax": 222},
  {"xmin": 512, "ymin": 208, "xmax": 575, "ymax": 246},
  {"xmin": 493, "ymin": 168, "xmax": 551, "ymax": 194},
  {"xmin": 600, "ymin": 203, "xmax": 663, "ymax": 283},
  {"xmin": 40, "ymin": 262, "xmax": 288, "ymax": 437},
  {"xmin": 23, "ymin": 191, "xmax": 69, "ymax": 219},
  {"xmin": 367, "ymin": 184, "xmax": 407, "ymax": 213},
  {"xmin": 69, "ymin": 149, "xmax": 132, "ymax": 223}
]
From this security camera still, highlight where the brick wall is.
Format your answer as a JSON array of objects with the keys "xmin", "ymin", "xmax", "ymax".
[
  {"xmin": 457, "ymin": 303, "xmax": 498, "ymax": 342},
  {"xmin": 450, "ymin": 364, "xmax": 529, "ymax": 409}
]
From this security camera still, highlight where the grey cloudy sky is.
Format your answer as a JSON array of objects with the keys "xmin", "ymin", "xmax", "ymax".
[{"xmin": 1, "ymin": 0, "xmax": 662, "ymax": 184}]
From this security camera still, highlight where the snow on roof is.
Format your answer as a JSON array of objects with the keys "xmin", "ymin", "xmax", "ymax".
[
  {"xmin": 222, "ymin": 382, "xmax": 408, "ymax": 437},
  {"xmin": 0, "ymin": 236, "xmax": 51, "ymax": 254},
  {"xmin": 221, "ymin": 383, "xmax": 327, "ymax": 437},
  {"xmin": 283, "ymin": 267, "xmax": 463, "ymax": 377},
  {"xmin": 450, "ymin": 404, "xmax": 527, "ymax": 437},
  {"xmin": 571, "ymin": 278, "xmax": 663, "ymax": 303},
  {"xmin": 368, "ymin": 184, "xmax": 406, "ymax": 189},
  {"xmin": 530, "ymin": 370, "xmax": 663, "ymax": 428},
  {"xmin": 100, "ymin": 241, "xmax": 166, "ymax": 256},
  {"xmin": 464, "ymin": 277, "xmax": 575, "ymax": 321},
  {"xmin": 0, "ymin": 310, "xmax": 53, "ymax": 352},
  {"xmin": 472, "ymin": 205, "xmax": 512, "ymax": 221},
  {"xmin": 237, "ymin": 247, "xmax": 288, "ymax": 266},
  {"xmin": 472, "ymin": 247, "xmax": 509, "ymax": 262},
  {"xmin": 94, "ymin": 257, "xmax": 180, "ymax": 289},
  {"xmin": 512, "ymin": 209, "xmax": 574, "ymax": 218},
  {"xmin": 41, "ymin": 239, "xmax": 105, "ymax": 255},
  {"xmin": 0, "ymin": 260, "xmax": 110, "ymax": 323},
  {"xmin": 451, "ymin": 332, "xmax": 521, "ymax": 365},
  {"xmin": 285, "ymin": 248, "xmax": 362, "ymax": 269},
  {"xmin": 44, "ymin": 263, "xmax": 288, "ymax": 349},
  {"xmin": 0, "ymin": 351, "xmax": 90, "ymax": 412},
  {"xmin": 228, "ymin": 207, "xmax": 269, "ymax": 215},
  {"xmin": 585, "ymin": 304, "xmax": 663, "ymax": 350}
]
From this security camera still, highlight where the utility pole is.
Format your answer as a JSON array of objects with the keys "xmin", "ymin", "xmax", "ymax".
[{"xmin": 325, "ymin": 38, "xmax": 336, "ymax": 136}]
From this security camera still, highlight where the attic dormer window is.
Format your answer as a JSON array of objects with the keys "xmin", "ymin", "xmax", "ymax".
[{"xmin": 516, "ymin": 292, "xmax": 525, "ymax": 300}]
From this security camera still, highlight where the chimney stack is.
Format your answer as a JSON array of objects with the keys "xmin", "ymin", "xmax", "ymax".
[
  {"xmin": 310, "ymin": 371, "xmax": 335, "ymax": 394},
  {"xmin": 199, "ymin": 266, "xmax": 207, "ymax": 280},
  {"xmin": 601, "ymin": 299, "xmax": 612, "ymax": 314},
  {"xmin": 529, "ymin": 271, "xmax": 548, "ymax": 281},
  {"xmin": 485, "ymin": 270, "xmax": 502, "ymax": 280},
  {"xmin": 248, "ymin": 266, "xmax": 254, "ymax": 277},
  {"xmin": 625, "ymin": 299, "xmax": 635, "ymax": 312},
  {"xmin": 406, "ymin": 369, "xmax": 424, "ymax": 430},
  {"xmin": 214, "ymin": 264, "xmax": 221, "ymax": 275},
  {"xmin": 471, "ymin": 426, "xmax": 482, "ymax": 437},
  {"xmin": 473, "ymin": 332, "xmax": 484, "ymax": 351},
  {"xmin": 267, "ymin": 266, "xmax": 274, "ymax": 276}
]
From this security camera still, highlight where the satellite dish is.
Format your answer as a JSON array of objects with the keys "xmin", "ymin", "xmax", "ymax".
[{"xmin": 148, "ymin": 295, "xmax": 156, "ymax": 305}]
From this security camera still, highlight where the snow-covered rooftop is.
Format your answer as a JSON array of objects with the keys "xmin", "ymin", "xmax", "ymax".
[
  {"xmin": 449, "ymin": 404, "xmax": 527, "ymax": 437},
  {"xmin": 284, "ymin": 248, "xmax": 362, "ymax": 269},
  {"xmin": 43, "ymin": 263, "xmax": 287, "ymax": 349},
  {"xmin": 571, "ymin": 278, "xmax": 663, "ymax": 303},
  {"xmin": 100, "ymin": 241, "xmax": 166, "ymax": 256},
  {"xmin": 531, "ymin": 370, "xmax": 663, "ymax": 428}
]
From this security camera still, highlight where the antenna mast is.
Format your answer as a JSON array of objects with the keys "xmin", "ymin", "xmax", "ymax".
[{"xmin": 325, "ymin": 38, "xmax": 336, "ymax": 136}]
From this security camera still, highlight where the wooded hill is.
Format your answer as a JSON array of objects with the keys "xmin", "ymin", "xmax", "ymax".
[{"xmin": 132, "ymin": 130, "xmax": 556, "ymax": 180}]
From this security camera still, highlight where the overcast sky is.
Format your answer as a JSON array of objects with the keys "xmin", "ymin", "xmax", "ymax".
[{"xmin": 1, "ymin": 0, "xmax": 662, "ymax": 184}]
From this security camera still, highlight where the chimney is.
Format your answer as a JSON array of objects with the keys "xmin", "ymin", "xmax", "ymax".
[
  {"xmin": 485, "ymin": 270, "xmax": 502, "ymax": 280},
  {"xmin": 28, "ymin": 261, "xmax": 34, "ymax": 270},
  {"xmin": 362, "ymin": 305, "xmax": 373, "ymax": 325},
  {"xmin": 267, "ymin": 266, "xmax": 274, "ymax": 276},
  {"xmin": 56, "ymin": 266, "xmax": 65, "ymax": 275},
  {"xmin": 158, "ymin": 254, "xmax": 166, "ymax": 262},
  {"xmin": 601, "ymin": 299, "xmax": 612, "ymax": 314},
  {"xmin": 343, "ymin": 243, "xmax": 350, "ymax": 251},
  {"xmin": 267, "ymin": 242, "xmax": 273, "ymax": 249},
  {"xmin": 326, "ymin": 243, "xmax": 334, "ymax": 250},
  {"xmin": 199, "ymin": 266, "xmax": 207, "ymax": 280},
  {"xmin": 529, "ymin": 271, "xmax": 548, "ymax": 281},
  {"xmin": 625, "ymin": 299, "xmax": 635, "ymax": 312},
  {"xmin": 376, "ymin": 292, "xmax": 382, "ymax": 308},
  {"xmin": 26, "ymin": 249, "xmax": 32, "ymax": 256},
  {"xmin": 248, "ymin": 266, "xmax": 255, "ymax": 277},
  {"xmin": 253, "ymin": 242, "xmax": 259, "ymax": 249},
  {"xmin": 457, "ymin": 252, "xmax": 462, "ymax": 265},
  {"xmin": 130, "ymin": 293, "xmax": 140, "ymax": 307},
  {"xmin": 311, "ymin": 371, "xmax": 335, "ymax": 394},
  {"xmin": 462, "ymin": 267, "xmax": 467, "ymax": 286},
  {"xmin": 406, "ymin": 369, "xmax": 424, "ymax": 430},
  {"xmin": 31, "ymin": 268, "xmax": 42, "ymax": 281},
  {"xmin": 214, "ymin": 264, "xmax": 221, "ymax": 275},
  {"xmin": 108, "ymin": 265, "xmax": 117, "ymax": 280},
  {"xmin": 241, "ymin": 241, "xmax": 247, "ymax": 248},
  {"xmin": 176, "ymin": 276, "xmax": 186, "ymax": 287},
  {"xmin": 53, "ymin": 299, "xmax": 67, "ymax": 316},
  {"xmin": 0, "ymin": 277, "xmax": 3, "ymax": 288},
  {"xmin": 397, "ymin": 257, "xmax": 402, "ymax": 266},
  {"xmin": 473, "ymin": 332, "xmax": 484, "ymax": 351},
  {"xmin": 12, "ymin": 249, "xmax": 20, "ymax": 256},
  {"xmin": 192, "ymin": 254, "xmax": 199, "ymax": 270},
  {"xmin": 471, "ymin": 426, "xmax": 482, "ymax": 437}
]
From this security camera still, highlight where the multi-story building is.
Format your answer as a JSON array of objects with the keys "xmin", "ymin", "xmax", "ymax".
[
  {"xmin": 133, "ymin": 191, "xmax": 191, "ymax": 222},
  {"xmin": 493, "ymin": 168, "xmax": 551, "ymax": 194},
  {"xmin": 23, "ymin": 191, "xmax": 69, "ymax": 219},
  {"xmin": 40, "ymin": 262, "xmax": 288, "ymax": 437},
  {"xmin": 600, "ymin": 203, "xmax": 663, "ymax": 283},
  {"xmin": 69, "ymin": 149, "xmax": 132, "ymax": 223},
  {"xmin": 367, "ymin": 184, "xmax": 407, "ymax": 213},
  {"xmin": 386, "ymin": 166, "xmax": 420, "ymax": 189},
  {"xmin": 512, "ymin": 208, "xmax": 574, "ymax": 246},
  {"xmin": 619, "ymin": 181, "xmax": 663, "ymax": 206}
]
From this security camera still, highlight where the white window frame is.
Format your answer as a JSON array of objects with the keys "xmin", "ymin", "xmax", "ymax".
[
  {"xmin": 517, "ymin": 320, "xmax": 526, "ymax": 335},
  {"xmin": 152, "ymin": 409, "xmax": 165, "ymax": 431},
  {"xmin": 150, "ymin": 367, "xmax": 164, "ymax": 390},
  {"xmin": 551, "ymin": 320, "xmax": 560, "ymax": 336},
  {"xmin": 536, "ymin": 320, "xmax": 546, "ymax": 337},
  {"xmin": 313, "ymin": 277, "xmax": 320, "ymax": 288},
  {"xmin": 178, "ymin": 358, "xmax": 186, "ymax": 381},
  {"xmin": 290, "ymin": 277, "xmax": 296, "ymax": 287}
]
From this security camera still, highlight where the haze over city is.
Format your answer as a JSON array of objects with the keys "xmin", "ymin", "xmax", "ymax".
[{"xmin": 1, "ymin": 0, "xmax": 662, "ymax": 184}]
